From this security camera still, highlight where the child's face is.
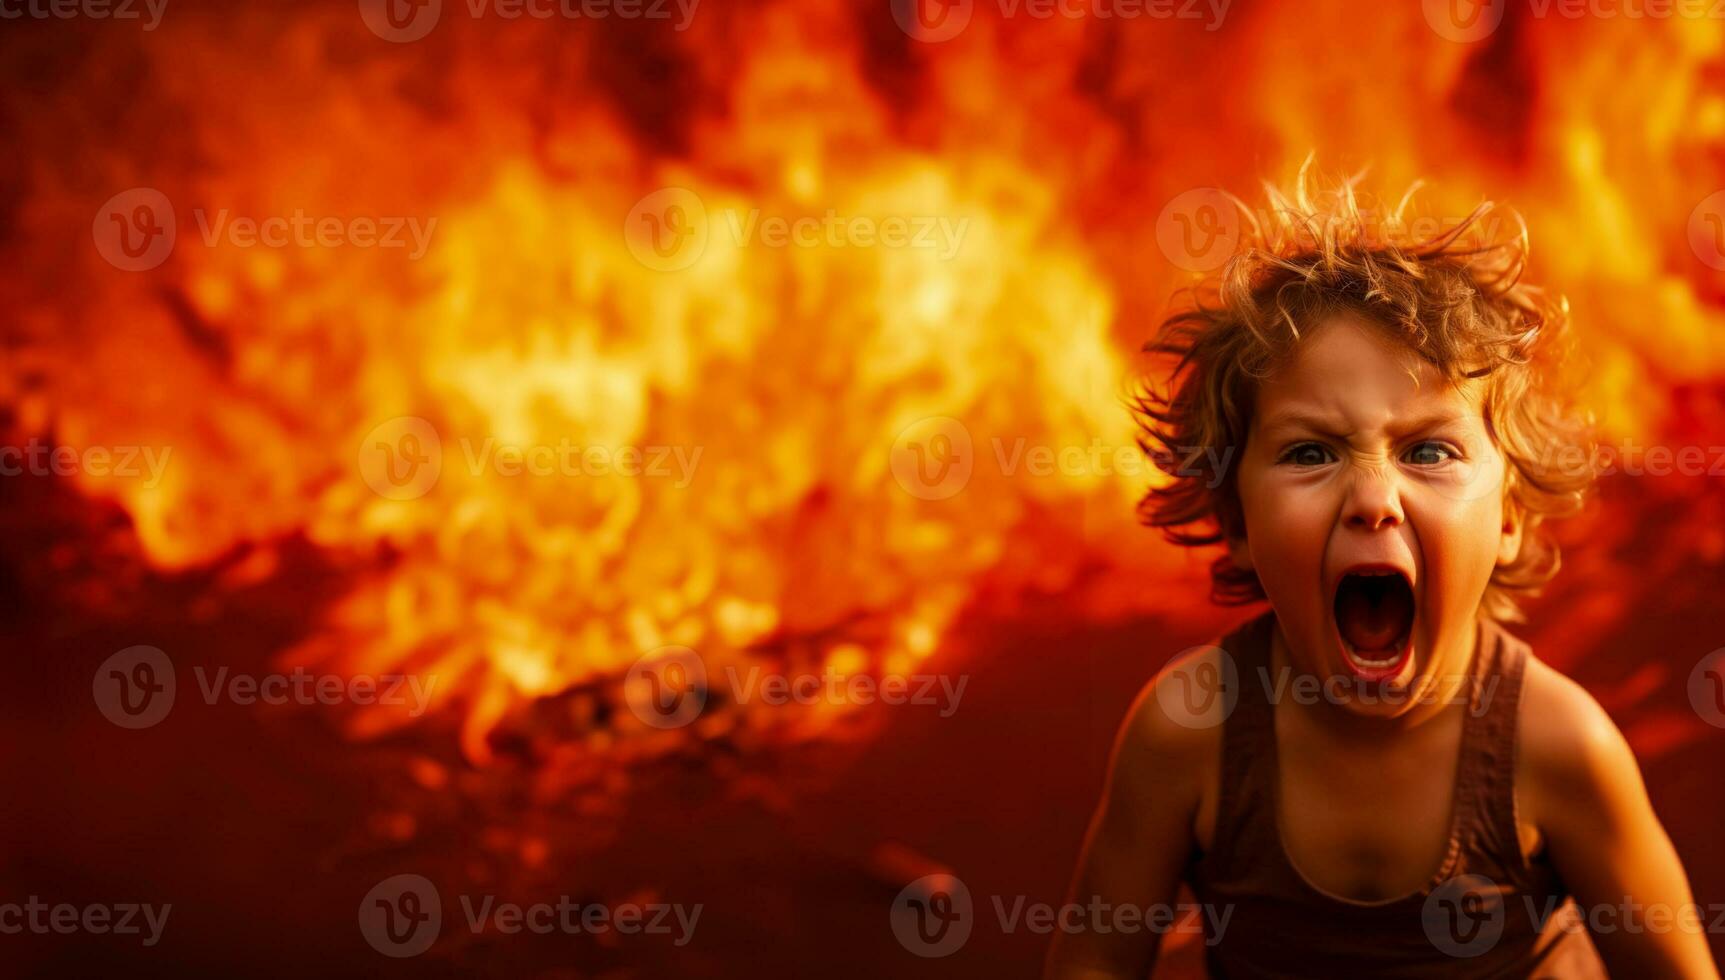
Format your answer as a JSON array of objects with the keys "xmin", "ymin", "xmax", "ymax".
[{"xmin": 1233, "ymin": 315, "xmax": 1519, "ymax": 717}]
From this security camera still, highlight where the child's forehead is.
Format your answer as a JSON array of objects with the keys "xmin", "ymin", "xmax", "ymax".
[{"xmin": 1251, "ymin": 315, "xmax": 1488, "ymax": 429}]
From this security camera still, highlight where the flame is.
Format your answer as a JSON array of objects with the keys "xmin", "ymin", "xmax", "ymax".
[{"xmin": 4, "ymin": 0, "xmax": 1724, "ymax": 779}]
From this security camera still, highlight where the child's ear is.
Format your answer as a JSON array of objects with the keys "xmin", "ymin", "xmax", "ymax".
[
  {"xmin": 1227, "ymin": 535, "xmax": 1254, "ymax": 573},
  {"xmin": 1496, "ymin": 504, "xmax": 1524, "ymax": 568}
]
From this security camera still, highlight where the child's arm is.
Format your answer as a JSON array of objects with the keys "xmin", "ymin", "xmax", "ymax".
[
  {"xmin": 1521, "ymin": 660, "xmax": 1721, "ymax": 979},
  {"xmin": 1045, "ymin": 649, "xmax": 1221, "ymax": 979}
]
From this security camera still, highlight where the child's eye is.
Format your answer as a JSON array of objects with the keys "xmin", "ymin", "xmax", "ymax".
[
  {"xmin": 1277, "ymin": 442, "xmax": 1335, "ymax": 467},
  {"xmin": 1404, "ymin": 441, "xmax": 1458, "ymax": 465}
]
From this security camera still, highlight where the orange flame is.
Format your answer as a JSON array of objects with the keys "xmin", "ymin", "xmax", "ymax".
[{"xmin": 4, "ymin": 0, "xmax": 1723, "ymax": 774}]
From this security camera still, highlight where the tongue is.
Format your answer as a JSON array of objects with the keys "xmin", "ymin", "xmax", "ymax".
[{"xmin": 1337, "ymin": 580, "xmax": 1412, "ymax": 652}]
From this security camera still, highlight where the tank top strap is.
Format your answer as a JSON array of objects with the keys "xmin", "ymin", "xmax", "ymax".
[
  {"xmin": 1205, "ymin": 610, "xmax": 1281, "ymax": 880},
  {"xmin": 1452, "ymin": 616, "xmax": 1534, "ymax": 884}
]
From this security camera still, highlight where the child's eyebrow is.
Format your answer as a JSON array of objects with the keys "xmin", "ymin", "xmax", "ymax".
[{"xmin": 1387, "ymin": 409, "xmax": 1476, "ymax": 435}]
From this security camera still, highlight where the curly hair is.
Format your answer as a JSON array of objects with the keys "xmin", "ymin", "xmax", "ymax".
[{"xmin": 1134, "ymin": 161, "xmax": 1595, "ymax": 622}]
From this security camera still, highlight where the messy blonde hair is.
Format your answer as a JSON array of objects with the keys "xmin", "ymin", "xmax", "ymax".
[{"xmin": 1135, "ymin": 161, "xmax": 1595, "ymax": 622}]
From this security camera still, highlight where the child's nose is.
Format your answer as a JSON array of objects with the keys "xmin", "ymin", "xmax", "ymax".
[{"xmin": 1342, "ymin": 468, "xmax": 1405, "ymax": 531}]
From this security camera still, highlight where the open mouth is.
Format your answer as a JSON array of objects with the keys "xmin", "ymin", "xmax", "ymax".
[{"xmin": 1332, "ymin": 567, "xmax": 1415, "ymax": 680}]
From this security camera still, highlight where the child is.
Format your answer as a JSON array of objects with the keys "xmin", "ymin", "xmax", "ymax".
[{"xmin": 1047, "ymin": 167, "xmax": 1719, "ymax": 978}]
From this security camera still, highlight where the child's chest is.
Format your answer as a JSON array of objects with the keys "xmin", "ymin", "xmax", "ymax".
[
  {"xmin": 1271, "ymin": 706, "xmax": 1471, "ymax": 902},
  {"xmin": 1189, "ymin": 696, "xmax": 1548, "ymax": 902}
]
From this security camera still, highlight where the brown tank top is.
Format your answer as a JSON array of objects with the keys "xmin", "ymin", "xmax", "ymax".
[{"xmin": 1186, "ymin": 611, "xmax": 1608, "ymax": 978}]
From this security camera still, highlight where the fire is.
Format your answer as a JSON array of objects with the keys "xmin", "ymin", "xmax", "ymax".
[{"xmin": 5, "ymin": 0, "xmax": 1724, "ymax": 792}]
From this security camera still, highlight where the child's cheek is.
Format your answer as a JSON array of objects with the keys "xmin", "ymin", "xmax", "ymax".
[
  {"xmin": 1238, "ymin": 463, "xmax": 1332, "ymax": 609},
  {"xmin": 1402, "ymin": 469, "xmax": 1507, "ymax": 617}
]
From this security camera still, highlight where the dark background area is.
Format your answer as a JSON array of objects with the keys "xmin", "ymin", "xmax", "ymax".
[
  {"xmin": 4, "ymin": 0, "xmax": 1724, "ymax": 975},
  {"xmin": 2, "ymin": 465, "xmax": 1721, "ymax": 976}
]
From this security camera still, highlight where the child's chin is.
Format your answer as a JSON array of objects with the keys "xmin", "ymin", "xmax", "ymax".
[{"xmin": 1328, "ymin": 683, "xmax": 1421, "ymax": 718}]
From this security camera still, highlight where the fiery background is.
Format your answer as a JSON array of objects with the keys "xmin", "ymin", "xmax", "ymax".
[{"xmin": 2, "ymin": 0, "xmax": 1723, "ymax": 975}]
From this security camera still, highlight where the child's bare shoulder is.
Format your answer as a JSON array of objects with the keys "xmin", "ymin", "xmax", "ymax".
[
  {"xmin": 1108, "ymin": 642, "xmax": 1229, "ymax": 829},
  {"xmin": 1123, "ymin": 641, "xmax": 1231, "ymax": 752},
  {"xmin": 1516, "ymin": 651, "xmax": 1644, "ymax": 831}
]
